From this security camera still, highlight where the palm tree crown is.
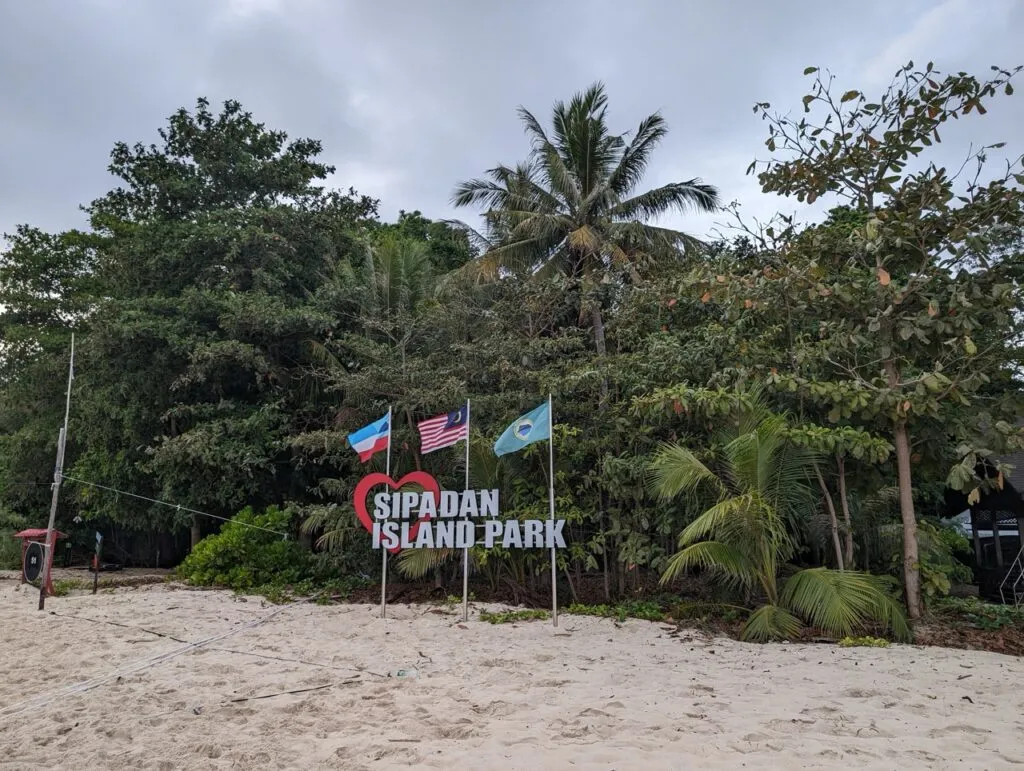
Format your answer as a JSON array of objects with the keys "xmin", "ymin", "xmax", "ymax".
[{"xmin": 452, "ymin": 82, "xmax": 720, "ymax": 281}]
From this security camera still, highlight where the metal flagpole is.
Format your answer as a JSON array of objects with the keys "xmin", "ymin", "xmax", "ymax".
[
  {"xmin": 381, "ymin": 406, "xmax": 392, "ymax": 619},
  {"xmin": 462, "ymin": 399, "xmax": 471, "ymax": 622},
  {"xmin": 548, "ymin": 393, "xmax": 557, "ymax": 627},
  {"xmin": 39, "ymin": 333, "xmax": 74, "ymax": 611}
]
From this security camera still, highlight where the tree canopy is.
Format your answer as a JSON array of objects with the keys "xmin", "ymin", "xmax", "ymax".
[{"xmin": 2, "ymin": 67, "xmax": 1022, "ymax": 629}]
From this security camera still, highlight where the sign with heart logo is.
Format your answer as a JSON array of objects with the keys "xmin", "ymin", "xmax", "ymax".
[{"xmin": 353, "ymin": 471, "xmax": 440, "ymax": 555}]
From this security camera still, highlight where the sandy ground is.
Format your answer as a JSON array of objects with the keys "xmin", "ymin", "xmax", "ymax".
[
  {"xmin": 0, "ymin": 568, "xmax": 173, "ymax": 584},
  {"xmin": 1, "ymin": 584, "xmax": 1023, "ymax": 770}
]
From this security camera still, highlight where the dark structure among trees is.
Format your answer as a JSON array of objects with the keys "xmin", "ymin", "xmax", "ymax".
[{"xmin": 946, "ymin": 451, "xmax": 1024, "ymax": 604}]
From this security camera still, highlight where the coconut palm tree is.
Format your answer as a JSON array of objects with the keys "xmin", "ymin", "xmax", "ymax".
[
  {"xmin": 452, "ymin": 82, "xmax": 719, "ymax": 358},
  {"xmin": 648, "ymin": 405, "xmax": 910, "ymax": 642}
]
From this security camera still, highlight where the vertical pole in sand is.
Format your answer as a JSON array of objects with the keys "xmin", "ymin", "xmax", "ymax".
[
  {"xmin": 461, "ymin": 400, "xmax": 471, "ymax": 623},
  {"xmin": 548, "ymin": 394, "xmax": 557, "ymax": 627},
  {"xmin": 93, "ymin": 532, "xmax": 102, "ymax": 595},
  {"xmin": 381, "ymin": 406, "xmax": 393, "ymax": 619},
  {"xmin": 39, "ymin": 333, "xmax": 74, "ymax": 611}
]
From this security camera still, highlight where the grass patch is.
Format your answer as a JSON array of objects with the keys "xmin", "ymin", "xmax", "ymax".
[
  {"xmin": 838, "ymin": 635, "xmax": 890, "ymax": 648},
  {"xmin": 565, "ymin": 599, "xmax": 669, "ymax": 623},
  {"xmin": 250, "ymin": 575, "xmax": 373, "ymax": 605},
  {"xmin": 51, "ymin": 578, "xmax": 88, "ymax": 596},
  {"xmin": 478, "ymin": 609, "xmax": 550, "ymax": 624},
  {"xmin": 931, "ymin": 597, "xmax": 1024, "ymax": 631}
]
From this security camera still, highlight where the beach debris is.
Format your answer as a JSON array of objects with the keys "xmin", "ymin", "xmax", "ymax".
[
  {"xmin": 228, "ymin": 678, "xmax": 358, "ymax": 703},
  {"xmin": 392, "ymin": 668, "xmax": 419, "ymax": 679}
]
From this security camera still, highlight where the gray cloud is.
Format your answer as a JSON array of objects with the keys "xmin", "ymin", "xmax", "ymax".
[{"xmin": 1, "ymin": 0, "xmax": 1022, "ymax": 243}]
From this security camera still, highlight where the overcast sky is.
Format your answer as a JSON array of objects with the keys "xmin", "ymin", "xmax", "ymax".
[{"xmin": 2, "ymin": 0, "xmax": 1023, "ymax": 244}]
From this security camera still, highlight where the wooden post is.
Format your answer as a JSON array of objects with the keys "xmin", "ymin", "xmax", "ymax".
[
  {"xmin": 993, "ymin": 512, "xmax": 1004, "ymax": 569},
  {"xmin": 93, "ymin": 533, "xmax": 102, "ymax": 595},
  {"xmin": 970, "ymin": 507, "xmax": 983, "ymax": 566}
]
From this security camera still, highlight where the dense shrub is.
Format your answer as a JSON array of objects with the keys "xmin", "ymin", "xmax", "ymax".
[
  {"xmin": 177, "ymin": 506, "xmax": 312, "ymax": 591},
  {"xmin": 0, "ymin": 508, "xmax": 28, "ymax": 570}
]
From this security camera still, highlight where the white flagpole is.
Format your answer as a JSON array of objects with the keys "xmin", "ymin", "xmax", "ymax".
[
  {"xmin": 381, "ymin": 407, "xmax": 392, "ymax": 619},
  {"xmin": 462, "ymin": 399, "xmax": 471, "ymax": 623},
  {"xmin": 39, "ymin": 333, "xmax": 74, "ymax": 611},
  {"xmin": 548, "ymin": 393, "xmax": 557, "ymax": 627}
]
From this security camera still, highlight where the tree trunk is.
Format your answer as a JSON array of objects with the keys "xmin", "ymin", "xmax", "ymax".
[
  {"xmin": 814, "ymin": 464, "xmax": 844, "ymax": 571},
  {"xmin": 892, "ymin": 418, "xmax": 922, "ymax": 619},
  {"xmin": 190, "ymin": 516, "xmax": 201, "ymax": 551},
  {"xmin": 600, "ymin": 503, "xmax": 610, "ymax": 600},
  {"xmin": 836, "ymin": 455, "xmax": 855, "ymax": 569},
  {"xmin": 591, "ymin": 305, "xmax": 609, "ymax": 405}
]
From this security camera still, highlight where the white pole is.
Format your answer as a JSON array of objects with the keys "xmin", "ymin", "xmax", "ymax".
[
  {"xmin": 39, "ymin": 333, "xmax": 74, "ymax": 611},
  {"xmin": 548, "ymin": 393, "xmax": 557, "ymax": 627},
  {"xmin": 462, "ymin": 399, "xmax": 471, "ymax": 623},
  {"xmin": 381, "ymin": 407, "xmax": 392, "ymax": 619}
]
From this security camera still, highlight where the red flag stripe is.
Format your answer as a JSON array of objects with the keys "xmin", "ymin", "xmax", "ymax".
[{"xmin": 417, "ymin": 413, "xmax": 468, "ymax": 454}]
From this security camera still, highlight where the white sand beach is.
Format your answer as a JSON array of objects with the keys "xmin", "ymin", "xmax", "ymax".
[{"xmin": 1, "ymin": 582, "xmax": 1022, "ymax": 770}]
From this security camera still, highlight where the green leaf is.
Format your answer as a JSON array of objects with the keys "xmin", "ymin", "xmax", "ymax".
[
  {"xmin": 741, "ymin": 604, "xmax": 804, "ymax": 642},
  {"xmin": 781, "ymin": 568, "xmax": 910, "ymax": 641},
  {"xmin": 804, "ymin": 67, "xmax": 819, "ymax": 75},
  {"xmin": 840, "ymin": 90, "xmax": 860, "ymax": 103},
  {"xmin": 964, "ymin": 337, "xmax": 977, "ymax": 356}
]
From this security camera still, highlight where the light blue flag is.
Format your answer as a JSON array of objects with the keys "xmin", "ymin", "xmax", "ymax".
[{"xmin": 494, "ymin": 401, "xmax": 551, "ymax": 456}]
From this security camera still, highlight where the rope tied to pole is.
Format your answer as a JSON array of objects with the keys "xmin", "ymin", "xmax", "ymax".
[{"xmin": 60, "ymin": 476, "xmax": 291, "ymax": 539}]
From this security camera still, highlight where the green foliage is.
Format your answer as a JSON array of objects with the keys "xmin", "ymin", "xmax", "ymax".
[
  {"xmin": 838, "ymin": 635, "xmax": 890, "ymax": 648},
  {"xmin": 478, "ymin": 608, "xmax": 550, "ymax": 624},
  {"xmin": 738, "ymin": 61, "xmax": 1024, "ymax": 616},
  {"xmin": 453, "ymin": 82, "xmax": 719, "ymax": 283},
  {"xmin": 565, "ymin": 600, "xmax": 666, "ymax": 622},
  {"xmin": 51, "ymin": 578, "xmax": 86, "ymax": 597},
  {"xmin": 651, "ymin": 399, "xmax": 909, "ymax": 642},
  {"xmin": 933, "ymin": 597, "xmax": 1024, "ymax": 631},
  {"xmin": 1, "ymin": 74, "xmax": 1021, "ymax": 623},
  {"xmin": 177, "ymin": 506, "xmax": 310, "ymax": 591},
  {"xmin": 0, "ymin": 508, "xmax": 29, "ymax": 570},
  {"xmin": 879, "ymin": 519, "xmax": 973, "ymax": 598}
]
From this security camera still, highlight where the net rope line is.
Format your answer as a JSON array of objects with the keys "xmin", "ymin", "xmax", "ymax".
[
  {"xmin": 59, "ymin": 475, "xmax": 290, "ymax": 539},
  {"xmin": 45, "ymin": 610, "xmax": 386, "ymax": 677},
  {"xmin": 0, "ymin": 599, "xmax": 303, "ymax": 722}
]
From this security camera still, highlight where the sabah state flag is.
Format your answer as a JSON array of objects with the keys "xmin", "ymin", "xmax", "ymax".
[{"xmin": 347, "ymin": 413, "xmax": 390, "ymax": 463}]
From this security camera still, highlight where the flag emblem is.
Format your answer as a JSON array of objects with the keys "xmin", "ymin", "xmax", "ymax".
[
  {"xmin": 494, "ymin": 401, "xmax": 551, "ymax": 456},
  {"xmin": 418, "ymin": 404, "xmax": 469, "ymax": 454}
]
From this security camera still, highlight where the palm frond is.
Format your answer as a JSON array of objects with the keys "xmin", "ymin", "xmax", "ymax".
[
  {"xmin": 647, "ymin": 442, "xmax": 723, "ymax": 500},
  {"xmin": 610, "ymin": 180, "xmax": 719, "ymax": 219},
  {"xmin": 660, "ymin": 540, "xmax": 756, "ymax": 587},
  {"xmin": 441, "ymin": 218, "xmax": 497, "ymax": 253},
  {"xmin": 607, "ymin": 112, "xmax": 669, "ymax": 196},
  {"xmin": 741, "ymin": 603, "xmax": 804, "ymax": 642},
  {"xmin": 395, "ymin": 547, "xmax": 457, "ymax": 579},
  {"xmin": 677, "ymin": 493, "xmax": 761, "ymax": 546},
  {"xmin": 780, "ymin": 567, "xmax": 910, "ymax": 641}
]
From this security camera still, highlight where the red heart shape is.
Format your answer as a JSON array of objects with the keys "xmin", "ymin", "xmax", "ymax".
[{"xmin": 353, "ymin": 471, "xmax": 441, "ymax": 554}]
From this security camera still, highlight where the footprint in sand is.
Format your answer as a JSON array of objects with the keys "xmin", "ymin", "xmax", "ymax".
[{"xmin": 926, "ymin": 724, "xmax": 991, "ymax": 739}]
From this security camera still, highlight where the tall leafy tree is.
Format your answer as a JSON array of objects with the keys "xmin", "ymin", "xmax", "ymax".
[
  {"xmin": 70, "ymin": 99, "xmax": 377, "ymax": 538},
  {"xmin": 725, "ymin": 62, "xmax": 1024, "ymax": 618},
  {"xmin": 452, "ymin": 83, "xmax": 720, "ymax": 358}
]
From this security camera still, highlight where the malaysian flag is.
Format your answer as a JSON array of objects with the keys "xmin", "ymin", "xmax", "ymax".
[{"xmin": 417, "ymin": 403, "xmax": 469, "ymax": 454}]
